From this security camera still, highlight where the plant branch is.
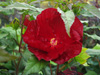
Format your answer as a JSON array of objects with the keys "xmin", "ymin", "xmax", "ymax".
[
  {"xmin": 16, "ymin": 57, "xmax": 22, "ymax": 75},
  {"xmin": 13, "ymin": 38, "xmax": 20, "ymax": 46},
  {"xmin": 49, "ymin": 63, "xmax": 53, "ymax": 75},
  {"xmin": 95, "ymin": 57, "xmax": 100, "ymax": 67},
  {"xmin": 59, "ymin": 59, "xmax": 73, "ymax": 71},
  {"xmin": 59, "ymin": 65, "xmax": 66, "ymax": 71},
  {"xmin": 56, "ymin": 64, "xmax": 59, "ymax": 75},
  {"xmin": 16, "ymin": 15, "xmax": 25, "ymax": 75},
  {"xmin": 13, "ymin": 49, "xmax": 17, "ymax": 68},
  {"xmin": 19, "ymin": 24, "xmax": 23, "ymax": 52}
]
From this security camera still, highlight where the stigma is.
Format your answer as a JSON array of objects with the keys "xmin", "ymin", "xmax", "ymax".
[{"xmin": 50, "ymin": 38, "xmax": 57, "ymax": 47}]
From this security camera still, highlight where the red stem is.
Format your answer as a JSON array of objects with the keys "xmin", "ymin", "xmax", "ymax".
[
  {"xmin": 16, "ymin": 15, "xmax": 24, "ymax": 75},
  {"xmin": 49, "ymin": 63, "xmax": 53, "ymax": 75},
  {"xmin": 56, "ymin": 64, "xmax": 59, "ymax": 75},
  {"xmin": 16, "ymin": 57, "xmax": 22, "ymax": 75},
  {"xmin": 19, "ymin": 24, "xmax": 23, "ymax": 52}
]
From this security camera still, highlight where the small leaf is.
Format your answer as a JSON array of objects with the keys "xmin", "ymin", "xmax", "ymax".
[
  {"xmin": 0, "ymin": 48, "xmax": 18, "ymax": 62},
  {"xmin": 85, "ymin": 71, "xmax": 97, "ymax": 75},
  {"xmin": 87, "ymin": 57, "xmax": 98, "ymax": 66},
  {"xmin": 0, "ymin": 2, "xmax": 9, "ymax": 6},
  {"xmin": 0, "ymin": 33, "xmax": 8, "ymax": 39},
  {"xmin": 75, "ymin": 48, "xmax": 90, "ymax": 64},
  {"xmin": 0, "ymin": 27, "xmax": 21, "ymax": 39},
  {"xmin": 84, "ymin": 33, "xmax": 100, "ymax": 40},
  {"xmin": 83, "ymin": 3, "xmax": 100, "ymax": 19},
  {"xmin": 57, "ymin": 8, "xmax": 75, "ymax": 37},
  {"xmin": 93, "ymin": 44, "xmax": 100, "ymax": 49},
  {"xmin": 0, "ymin": 6, "xmax": 3, "ymax": 12},
  {"xmin": 86, "ymin": 49, "xmax": 100, "ymax": 56},
  {"xmin": 5, "ymin": 2, "xmax": 43, "ymax": 13},
  {"xmin": 84, "ymin": 26, "xmax": 100, "ymax": 31},
  {"xmin": 24, "ymin": 56, "xmax": 48, "ymax": 75},
  {"xmin": 50, "ymin": 61, "xmax": 57, "ymax": 66},
  {"xmin": 5, "ymin": 2, "xmax": 36, "ymax": 10}
]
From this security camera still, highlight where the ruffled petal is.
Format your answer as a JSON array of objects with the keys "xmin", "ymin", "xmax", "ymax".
[
  {"xmin": 53, "ymin": 41, "xmax": 82, "ymax": 64},
  {"xmin": 36, "ymin": 8, "xmax": 55, "ymax": 40},
  {"xmin": 53, "ymin": 17, "xmax": 83, "ymax": 64},
  {"xmin": 23, "ymin": 20, "xmax": 37, "ymax": 44},
  {"xmin": 70, "ymin": 17, "xmax": 83, "ymax": 42},
  {"xmin": 36, "ymin": 8, "xmax": 71, "ymax": 60},
  {"xmin": 28, "ymin": 46, "xmax": 51, "ymax": 61},
  {"xmin": 23, "ymin": 20, "xmax": 51, "ymax": 51},
  {"xmin": 36, "ymin": 8, "xmax": 69, "ymax": 41}
]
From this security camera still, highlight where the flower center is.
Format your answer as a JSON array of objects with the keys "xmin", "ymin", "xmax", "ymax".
[{"xmin": 50, "ymin": 38, "xmax": 57, "ymax": 47}]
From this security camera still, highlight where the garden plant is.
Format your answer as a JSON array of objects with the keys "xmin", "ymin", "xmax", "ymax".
[{"xmin": 0, "ymin": 0, "xmax": 100, "ymax": 75}]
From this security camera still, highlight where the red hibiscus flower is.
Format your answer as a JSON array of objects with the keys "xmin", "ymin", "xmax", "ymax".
[{"xmin": 23, "ymin": 8, "xmax": 83, "ymax": 64}]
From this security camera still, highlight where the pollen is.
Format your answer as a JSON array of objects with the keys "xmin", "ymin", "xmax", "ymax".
[{"xmin": 50, "ymin": 38, "xmax": 57, "ymax": 47}]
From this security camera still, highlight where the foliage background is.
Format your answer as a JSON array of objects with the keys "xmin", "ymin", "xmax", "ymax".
[{"xmin": 0, "ymin": 0, "xmax": 100, "ymax": 75}]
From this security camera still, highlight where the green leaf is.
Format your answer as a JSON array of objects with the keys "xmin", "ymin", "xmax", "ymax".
[
  {"xmin": 0, "ymin": 33, "xmax": 8, "ymax": 39},
  {"xmin": 84, "ymin": 33, "xmax": 100, "ymax": 40},
  {"xmin": 0, "ymin": 6, "xmax": 14, "ymax": 15},
  {"xmin": 0, "ymin": 27, "xmax": 21, "ymax": 39},
  {"xmin": 85, "ymin": 71, "xmax": 97, "ymax": 75},
  {"xmin": 4, "ymin": 2, "xmax": 43, "ymax": 16},
  {"xmin": 83, "ymin": 3, "xmax": 100, "ymax": 19},
  {"xmin": 5, "ymin": 2, "xmax": 35, "ymax": 10},
  {"xmin": 0, "ymin": 6, "xmax": 3, "ymax": 12},
  {"xmin": 0, "ymin": 48, "xmax": 18, "ymax": 62},
  {"xmin": 86, "ymin": 49, "xmax": 100, "ymax": 56},
  {"xmin": 5, "ymin": 2, "xmax": 43, "ymax": 13},
  {"xmin": 93, "ymin": 44, "xmax": 100, "ymax": 49},
  {"xmin": 0, "ymin": 2, "xmax": 9, "ymax": 6},
  {"xmin": 23, "ymin": 49, "xmax": 32, "ymax": 62},
  {"xmin": 80, "ymin": 7, "xmax": 94, "ymax": 17},
  {"xmin": 84, "ymin": 26, "xmax": 100, "ymax": 31},
  {"xmin": 75, "ymin": 48, "xmax": 90, "ymax": 64},
  {"xmin": 87, "ymin": 57, "xmax": 98, "ymax": 66},
  {"xmin": 24, "ymin": 56, "xmax": 48, "ymax": 75},
  {"xmin": 50, "ymin": 61, "xmax": 57, "ymax": 66},
  {"xmin": 57, "ymin": 8, "xmax": 75, "ymax": 37}
]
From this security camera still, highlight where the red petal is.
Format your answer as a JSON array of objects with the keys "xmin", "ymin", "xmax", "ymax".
[
  {"xmin": 36, "ymin": 8, "xmax": 55, "ymax": 40},
  {"xmin": 28, "ymin": 46, "xmax": 51, "ymax": 61},
  {"xmin": 70, "ymin": 17, "xmax": 83, "ymax": 42},
  {"xmin": 36, "ymin": 8, "xmax": 68, "ymax": 41},
  {"xmin": 23, "ymin": 18, "xmax": 31, "ymax": 26},
  {"xmin": 53, "ymin": 17, "xmax": 83, "ymax": 64},
  {"xmin": 23, "ymin": 20, "xmax": 51, "ymax": 52},
  {"xmin": 36, "ymin": 8, "xmax": 70, "ymax": 60},
  {"xmin": 53, "ymin": 41, "xmax": 82, "ymax": 64},
  {"xmin": 23, "ymin": 20, "xmax": 37, "ymax": 44}
]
